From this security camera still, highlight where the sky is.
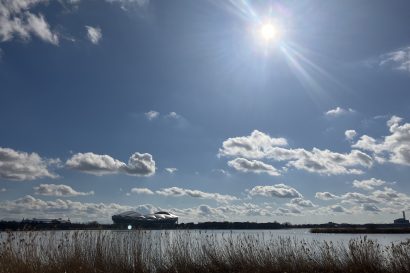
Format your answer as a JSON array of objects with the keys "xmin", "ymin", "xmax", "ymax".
[{"xmin": 1, "ymin": 0, "xmax": 410, "ymax": 224}]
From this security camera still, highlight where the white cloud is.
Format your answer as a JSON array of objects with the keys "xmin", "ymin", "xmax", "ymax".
[
  {"xmin": 325, "ymin": 107, "xmax": 355, "ymax": 117},
  {"xmin": 345, "ymin": 130, "xmax": 357, "ymax": 141},
  {"xmin": 145, "ymin": 110, "xmax": 159, "ymax": 120},
  {"xmin": 353, "ymin": 116, "xmax": 410, "ymax": 166},
  {"xmin": 165, "ymin": 167, "xmax": 177, "ymax": 174},
  {"xmin": 105, "ymin": 0, "xmax": 150, "ymax": 7},
  {"xmin": 352, "ymin": 178, "xmax": 386, "ymax": 191},
  {"xmin": 129, "ymin": 187, "xmax": 154, "ymax": 195},
  {"xmin": 379, "ymin": 46, "xmax": 410, "ymax": 73},
  {"xmin": 341, "ymin": 192, "xmax": 379, "ymax": 205},
  {"xmin": 249, "ymin": 184, "xmax": 302, "ymax": 199},
  {"xmin": 219, "ymin": 130, "xmax": 373, "ymax": 175},
  {"xmin": 0, "ymin": 188, "xmax": 6, "ymax": 192},
  {"xmin": 227, "ymin": 158, "xmax": 280, "ymax": 176},
  {"xmin": 155, "ymin": 187, "xmax": 238, "ymax": 204},
  {"xmin": 290, "ymin": 198, "xmax": 315, "ymax": 208},
  {"xmin": 0, "ymin": 147, "xmax": 59, "ymax": 181},
  {"xmin": 315, "ymin": 192, "xmax": 339, "ymax": 200},
  {"xmin": 219, "ymin": 130, "xmax": 288, "ymax": 159},
  {"xmin": 34, "ymin": 184, "xmax": 94, "ymax": 197},
  {"xmin": 0, "ymin": 195, "xmax": 137, "ymax": 222},
  {"xmin": 85, "ymin": 25, "xmax": 102, "ymax": 44},
  {"xmin": 66, "ymin": 152, "xmax": 155, "ymax": 177},
  {"xmin": 361, "ymin": 203, "xmax": 381, "ymax": 212},
  {"xmin": 0, "ymin": 0, "xmax": 59, "ymax": 44},
  {"xmin": 330, "ymin": 205, "xmax": 348, "ymax": 213},
  {"xmin": 166, "ymin": 112, "xmax": 181, "ymax": 119}
]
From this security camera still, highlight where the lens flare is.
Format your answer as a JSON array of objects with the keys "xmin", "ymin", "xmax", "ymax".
[{"xmin": 260, "ymin": 23, "xmax": 278, "ymax": 41}]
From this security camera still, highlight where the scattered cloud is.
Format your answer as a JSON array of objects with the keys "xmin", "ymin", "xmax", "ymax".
[
  {"xmin": 290, "ymin": 198, "xmax": 316, "ymax": 208},
  {"xmin": 227, "ymin": 158, "xmax": 280, "ymax": 176},
  {"xmin": 212, "ymin": 169, "xmax": 231, "ymax": 176},
  {"xmin": 330, "ymin": 205, "xmax": 348, "ymax": 213},
  {"xmin": 0, "ymin": 0, "xmax": 59, "ymax": 44},
  {"xmin": 219, "ymin": 130, "xmax": 373, "ymax": 176},
  {"xmin": 352, "ymin": 178, "xmax": 386, "ymax": 191},
  {"xmin": 345, "ymin": 130, "xmax": 357, "ymax": 141},
  {"xmin": 353, "ymin": 116, "xmax": 410, "ymax": 166},
  {"xmin": 105, "ymin": 0, "xmax": 150, "ymax": 8},
  {"xmin": 166, "ymin": 111, "xmax": 181, "ymax": 119},
  {"xmin": 155, "ymin": 187, "xmax": 238, "ymax": 204},
  {"xmin": 144, "ymin": 110, "xmax": 159, "ymax": 120},
  {"xmin": 129, "ymin": 187, "xmax": 154, "ymax": 195},
  {"xmin": 315, "ymin": 192, "xmax": 339, "ymax": 200},
  {"xmin": 0, "ymin": 147, "xmax": 59, "ymax": 181},
  {"xmin": 85, "ymin": 25, "xmax": 102, "ymax": 44},
  {"xmin": 66, "ymin": 152, "xmax": 155, "ymax": 177},
  {"xmin": 165, "ymin": 167, "xmax": 177, "ymax": 174},
  {"xmin": 0, "ymin": 188, "xmax": 6, "ymax": 192},
  {"xmin": 325, "ymin": 107, "xmax": 355, "ymax": 117},
  {"xmin": 362, "ymin": 203, "xmax": 381, "ymax": 212},
  {"xmin": 219, "ymin": 130, "xmax": 288, "ymax": 159},
  {"xmin": 0, "ymin": 195, "xmax": 136, "ymax": 222},
  {"xmin": 379, "ymin": 46, "xmax": 410, "ymax": 73},
  {"xmin": 34, "ymin": 184, "xmax": 94, "ymax": 197},
  {"xmin": 249, "ymin": 184, "xmax": 302, "ymax": 199}
]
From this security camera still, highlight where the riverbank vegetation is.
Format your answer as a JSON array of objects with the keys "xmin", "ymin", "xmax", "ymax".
[{"xmin": 1, "ymin": 230, "xmax": 410, "ymax": 273}]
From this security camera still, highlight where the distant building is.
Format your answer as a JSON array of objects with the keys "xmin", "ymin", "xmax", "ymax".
[
  {"xmin": 394, "ymin": 211, "xmax": 409, "ymax": 225},
  {"xmin": 112, "ymin": 211, "xmax": 178, "ymax": 228},
  {"xmin": 21, "ymin": 218, "xmax": 71, "ymax": 224}
]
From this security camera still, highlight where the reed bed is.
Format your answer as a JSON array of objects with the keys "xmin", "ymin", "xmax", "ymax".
[{"xmin": 0, "ymin": 230, "xmax": 410, "ymax": 273}]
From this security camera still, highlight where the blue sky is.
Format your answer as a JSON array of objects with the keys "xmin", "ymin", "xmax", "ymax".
[{"xmin": 1, "ymin": 0, "xmax": 410, "ymax": 224}]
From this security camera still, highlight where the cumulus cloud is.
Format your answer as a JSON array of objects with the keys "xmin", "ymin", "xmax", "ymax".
[
  {"xmin": 0, "ymin": 147, "xmax": 59, "ymax": 181},
  {"xmin": 66, "ymin": 152, "xmax": 155, "ymax": 177},
  {"xmin": 219, "ymin": 131, "xmax": 373, "ymax": 175},
  {"xmin": 105, "ymin": 0, "xmax": 150, "ymax": 7},
  {"xmin": 341, "ymin": 192, "xmax": 379, "ymax": 205},
  {"xmin": 379, "ymin": 46, "xmax": 410, "ymax": 73},
  {"xmin": 352, "ymin": 178, "xmax": 386, "ymax": 191},
  {"xmin": 0, "ymin": 195, "xmax": 140, "ymax": 222},
  {"xmin": 345, "ymin": 130, "xmax": 357, "ymax": 141},
  {"xmin": 165, "ymin": 168, "xmax": 177, "ymax": 174},
  {"xmin": 0, "ymin": 0, "xmax": 59, "ymax": 44},
  {"xmin": 228, "ymin": 158, "xmax": 280, "ymax": 176},
  {"xmin": 362, "ymin": 203, "xmax": 381, "ymax": 212},
  {"xmin": 156, "ymin": 187, "xmax": 238, "ymax": 204},
  {"xmin": 249, "ymin": 184, "xmax": 302, "ymax": 198},
  {"xmin": 219, "ymin": 130, "xmax": 288, "ymax": 159},
  {"xmin": 330, "ymin": 205, "xmax": 348, "ymax": 213},
  {"xmin": 353, "ymin": 116, "xmax": 410, "ymax": 166},
  {"xmin": 315, "ymin": 192, "xmax": 339, "ymax": 200},
  {"xmin": 34, "ymin": 184, "xmax": 94, "ymax": 197},
  {"xmin": 166, "ymin": 112, "xmax": 181, "ymax": 119},
  {"xmin": 145, "ymin": 110, "xmax": 159, "ymax": 120},
  {"xmin": 314, "ymin": 185, "xmax": 410, "ymax": 216},
  {"xmin": 129, "ymin": 187, "xmax": 154, "ymax": 195},
  {"xmin": 85, "ymin": 25, "xmax": 102, "ymax": 44},
  {"xmin": 325, "ymin": 107, "xmax": 355, "ymax": 117},
  {"xmin": 290, "ymin": 198, "xmax": 316, "ymax": 208}
]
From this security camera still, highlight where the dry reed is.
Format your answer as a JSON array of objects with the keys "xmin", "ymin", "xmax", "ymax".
[{"xmin": 0, "ymin": 230, "xmax": 409, "ymax": 273}]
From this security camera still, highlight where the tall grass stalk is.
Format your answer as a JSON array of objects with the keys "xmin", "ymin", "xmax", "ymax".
[{"xmin": 1, "ymin": 230, "xmax": 409, "ymax": 273}]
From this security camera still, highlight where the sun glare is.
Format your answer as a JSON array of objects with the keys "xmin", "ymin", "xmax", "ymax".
[{"xmin": 260, "ymin": 23, "xmax": 279, "ymax": 42}]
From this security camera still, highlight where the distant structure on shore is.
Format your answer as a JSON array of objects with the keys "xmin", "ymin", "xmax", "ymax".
[
  {"xmin": 112, "ymin": 211, "xmax": 178, "ymax": 228},
  {"xmin": 21, "ymin": 218, "xmax": 71, "ymax": 224},
  {"xmin": 394, "ymin": 211, "xmax": 409, "ymax": 225}
]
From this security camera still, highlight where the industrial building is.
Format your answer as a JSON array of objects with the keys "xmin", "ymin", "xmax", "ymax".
[
  {"xmin": 394, "ymin": 211, "xmax": 409, "ymax": 225},
  {"xmin": 112, "ymin": 211, "xmax": 178, "ymax": 229}
]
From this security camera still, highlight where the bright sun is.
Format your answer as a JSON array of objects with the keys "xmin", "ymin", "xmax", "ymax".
[{"xmin": 260, "ymin": 22, "xmax": 279, "ymax": 42}]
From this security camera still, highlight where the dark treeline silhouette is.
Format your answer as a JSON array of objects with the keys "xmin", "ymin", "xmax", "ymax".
[{"xmin": 1, "ymin": 220, "xmax": 410, "ymax": 232}]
